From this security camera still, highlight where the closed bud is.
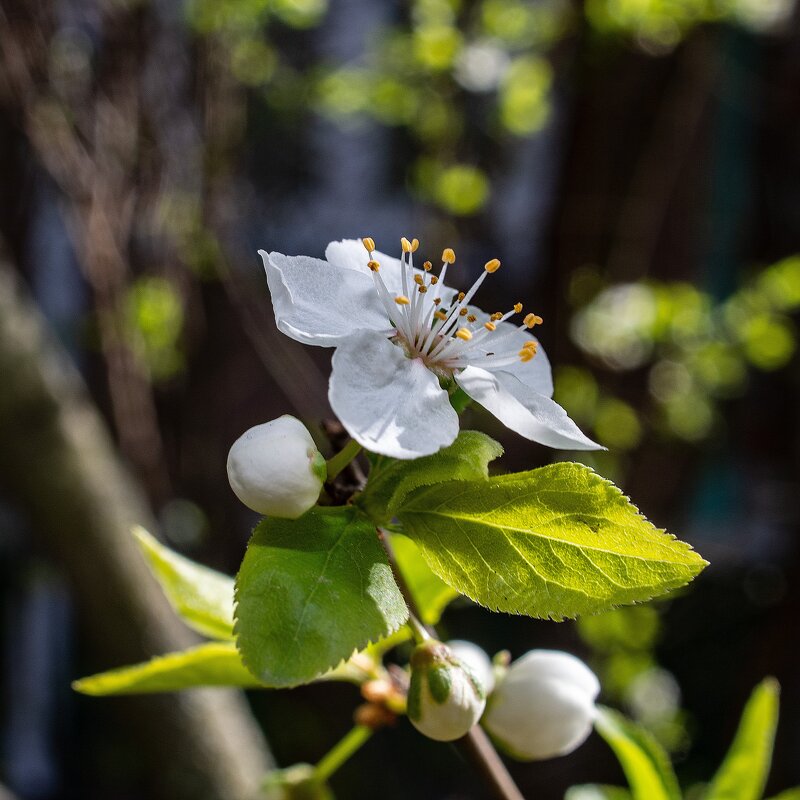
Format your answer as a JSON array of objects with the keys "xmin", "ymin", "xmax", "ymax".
[
  {"xmin": 446, "ymin": 640, "xmax": 495, "ymax": 694},
  {"xmin": 407, "ymin": 641, "xmax": 486, "ymax": 742},
  {"xmin": 263, "ymin": 764, "xmax": 332, "ymax": 800},
  {"xmin": 484, "ymin": 650, "xmax": 600, "ymax": 761},
  {"xmin": 227, "ymin": 416, "xmax": 326, "ymax": 519}
]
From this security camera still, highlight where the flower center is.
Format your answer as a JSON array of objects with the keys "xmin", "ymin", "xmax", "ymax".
[{"xmin": 361, "ymin": 236, "xmax": 543, "ymax": 374}]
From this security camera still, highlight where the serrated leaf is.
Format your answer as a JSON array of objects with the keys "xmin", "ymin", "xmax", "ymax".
[
  {"xmin": 133, "ymin": 526, "xmax": 235, "ymax": 639},
  {"xmin": 565, "ymin": 786, "xmax": 632, "ymax": 800},
  {"xmin": 594, "ymin": 707, "xmax": 681, "ymax": 800},
  {"xmin": 391, "ymin": 533, "xmax": 458, "ymax": 625},
  {"xmin": 397, "ymin": 463, "xmax": 707, "ymax": 619},
  {"xmin": 234, "ymin": 507, "xmax": 408, "ymax": 688},
  {"xmin": 706, "ymin": 678, "xmax": 780, "ymax": 800},
  {"xmin": 72, "ymin": 642, "xmax": 260, "ymax": 695},
  {"xmin": 358, "ymin": 430, "xmax": 503, "ymax": 525}
]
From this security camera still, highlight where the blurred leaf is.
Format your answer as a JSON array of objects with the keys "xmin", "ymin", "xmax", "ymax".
[
  {"xmin": 706, "ymin": 678, "xmax": 780, "ymax": 800},
  {"xmin": 594, "ymin": 706, "xmax": 681, "ymax": 800},
  {"xmin": 398, "ymin": 463, "xmax": 707, "ymax": 619},
  {"xmin": 499, "ymin": 56, "xmax": 552, "ymax": 135},
  {"xmin": 235, "ymin": 508, "xmax": 408, "ymax": 687},
  {"xmin": 133, "ymin": 526, "xmax": 235, "ymax": 640},
  {"xmin": 434, "ymin": 164, "xmax": 490, "ymax": 215},
  {"xmin": 765, "ymin": 791, "xmax": 800, "ymax": 800},
  {"xmin": 358, "ymin": 429, "xmax": 503, "ymax": 524},
  {"xmin": 390, "ymin": 533, "xmax": 458, "ymax": 625},
  {"xmin": 73, "ymin": 642, "xmax": 260, "ymax": 695}
]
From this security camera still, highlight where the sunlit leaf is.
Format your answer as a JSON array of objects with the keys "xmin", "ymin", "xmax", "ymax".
[
  {"xmin": 133, "ymin": 526, "xmax": 235, "ymax": 640},
  {"xmin": 706, "ymin": 678, "xmax": 780, "ymax": 800},
  {"xmin": 73, "ymin": 642, "xmax": 260, "ymax": 695},
  {"xmin": 398, "ymin": 463, "xmax": 707, "ymax": 620},
  {"xmin": 594, "ymin": 707, "xmax": 681, "ymax": 800}
]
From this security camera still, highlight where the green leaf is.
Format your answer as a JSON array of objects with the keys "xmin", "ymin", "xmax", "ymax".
[
  {"xmin": 594, "ymin": 707, "xmax": 681, "ymax": 800},
  {"xmin": 397, "ymin": 463, "xmax": 707, "ymax": 619},
  {"xmin": 358, "ymin": 430, "xmax": 503, "ymax": 525},
  {"xmin": 390, "ymin": 533, "xmax": 458, "ymax": 625},
  {"xmin": 234, "ymin": 507, "xmax": 408, "ymax": 687},
  {"xmin": 73, "ymin": 642, "xmax": 261, "ymax": 695},
  {"xmin": 765, "ymin": 791, "xmax": 800, "ymax": 800},
  {"xmin": 565, "ymin": 786, "xmax": 633, "ymax": 800},
  {"xmin": 133, "ymin": 526, "xmax": 235, "ymax": 639},
  {"xmin": 706, "ymin": 678, "xmax": 780, "ymax": 800}
]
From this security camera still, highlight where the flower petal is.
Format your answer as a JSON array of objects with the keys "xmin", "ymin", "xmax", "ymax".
[
  {"xmin": 455, "ymin": 366, "xmax": 602, "ymax": 451},
  {"xmin": 261, "ymin": 250, "xmax": 390, "ymax": 346},
  {"xmin": 492, "ymin": 322, "xmax": 553, "ymax": 397},
  {"xmin": 329, "ymin": 331, "xmax": 459, "ymax": 458}
]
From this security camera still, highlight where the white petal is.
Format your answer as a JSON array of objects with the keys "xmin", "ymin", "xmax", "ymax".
[
  {"xmin": 509, "ymin": 650, "xmax": 600, "ymax": 701},
  {"xmin": 493, "ymin": 323, "xmax": 553, "ymax": 397},
  {"xmin": 260, "ymin": 250, "xmax": 390, "ymax": 347},
  {"xmin": 455, "ymin": 366, "xmax": 602, "ymax": 451},
  {"xmin": 447, "ymin": 640, "xmax": 495, "ymax": 694},
  {"xmin": 329, "ymin": 331, "xmax": 459, "ymax": 458}
]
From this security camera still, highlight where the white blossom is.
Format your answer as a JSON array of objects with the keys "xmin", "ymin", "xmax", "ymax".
[
  {"xmin": 260, "ymin": 238, "xmax": 601, "ymax": 459},
  {"xmin": 227, "ymin": 416, "xmax": 326, "ymax": 518},
  {"xmin": 483, "ymin": 649, "xmax": 600, "ymax": 760},
  {"xmin": 447, "ymin": 640, "xmax": 496, "ymax": 694}
]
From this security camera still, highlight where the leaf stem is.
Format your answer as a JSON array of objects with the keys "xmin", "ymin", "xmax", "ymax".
[
  {"xmin": 325, "ymin": 439, "xmax": 363, "ymax": 482},
  {"xmin": 314, "ymin": 724, "xmax": 373, "ymax": 784},
  {"xmin": 376, "ymin": 526, "xmax": 525, "ymax": 800}
]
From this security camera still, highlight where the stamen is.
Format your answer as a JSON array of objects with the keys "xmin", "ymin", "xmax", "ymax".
[
  {"xmin": 423, "ymin": 261, "xmax": 432, "ymax": 271},
  {"xmin": 513, "ymin": 302, "xmax": 523, "ymax": 314},
  {"xmin": 430, "ymin": 276, "xmax": 439, "ymax": 285},
  {"xmin": 459, "ymin": 308, "xmax": 468, "ymax": 316},
  {"xmin": 442, "ymin": 248, "xmax": 456, "ymax": 264},
  {"xmin": 433, "ymin": 297, "xmax": 441, "ymax": 306},
  {"xmin": 401, "ymin": 237, "xmax": 413, "ymax": 253},
  {"xmin": 456, "ymin": 328, "xmax": 472, "ymax": 341},
  {"xmin": 395, "ymin": 295, "xmax": 411, "ymax": 305},
  {"xmin": 434, "ymin": 310, "xmax": 447, "ymax": 320},
  {"xmin": 519, "ymin": 350, "xmax": 535, "ymax": 362},
  {"xmin": 484, "ymin": 322, "xmax": 497, "ymax": 331},
  {"xmin": 484, "ymin": 258, "xmax": 501, "ymax": 273},
  {"xmin": 467, "ymin": 314, "xmax": 477, "ymax": 323},
  {"xmin": 362, "ymin": 237, "xmax": 375, "ymax": 253},
  {"xmin": 457, "ymin": 292, "xmax": 466, "ymax": 301},
  {"xmin": 524, "ymin": 313, "xmax": 543, "ymax": 328},
  {"xmin": 418, "ymin": 286, "xmax": 427, "ymax": 293},
  {"xmin": 410, "ymin": 238, "xmax": 420, "ymax": 252},
  {"xmin": 491, "ymin": 312, "xmax": 503, "ymax": 321},
  {"xmin": 368, "ymin": 260, "xmax": 380, "ymax": 272},
  {"xmin": 414, "ymin": 274, "xmax": 424, "ymax": 286}
]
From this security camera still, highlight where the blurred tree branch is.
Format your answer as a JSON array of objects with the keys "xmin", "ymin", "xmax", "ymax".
[{"xmin": 0, "ymin": 251, "xmax": 274, "ymax": 799}]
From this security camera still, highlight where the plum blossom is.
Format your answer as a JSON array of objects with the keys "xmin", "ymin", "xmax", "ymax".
[{"xmin": 259, "ymin": 238, "xmax": 601, "ymax": 459}]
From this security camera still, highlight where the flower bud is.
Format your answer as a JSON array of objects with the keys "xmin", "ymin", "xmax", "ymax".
[
  {"xmin": 407, "ymin": 641, "xmax": 486, "ymax": 742},
  {"xmin": 263, "ymin": 764, "xmax": 332, "ymax": 800},
  {"xmin": 484, "ymin": 650, "xmax": 600, "ymax": 761},
  {"xmin": 447, "ymin": 640, "xmax": 495, "ymax": 694},
  {"xmin": 227, "ymin": 416, "xmax": 326, "ymax": 519}
]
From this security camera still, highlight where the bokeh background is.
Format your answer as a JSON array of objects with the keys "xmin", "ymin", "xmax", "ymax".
[{"xmin": 1, "ymin": 0, "xmax": 799, "ymax": 798}]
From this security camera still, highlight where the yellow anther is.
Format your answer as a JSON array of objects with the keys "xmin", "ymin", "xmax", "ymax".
[
  {"xmin": 395, "ymin": 295, "xmax": 411, "ymax": 305},
  {"xmin": 410, "ymin": 238, "xmax": 420, "ymax": 252},
  {"xmin": 434, "ymin": 310, "xmax": 447, "ymax": 320},
  {"xmin": 423, "ymin": 261, "xmax": 432, "ymax": 271},
  {"xmin": 367, "ymin": 260, "xmax": 380, "ymax": 272},
  {"xmin": 433, "ymin": 297, "xmax": 442, "ymax": 305},
  {"xmin": 459, "ymin": 308, "xmax": 468, "ymax": 316},
  {"xmin": 457, "ymin": 292, "xmax": 465, "ymax": 301},
  {"xmin": 456, "ymin": 327, "xmax": 473, "ymax": 341},
  {"xmin": 401, "ymin": 237, "xmax": 413, "ymax": 253},
  {"xmin": 491, "ymin": 312, "xmax": 503, "ymax": 321},
  {"xmin": 519, "ymin": 350, "xmax": 535, "ymax": 363},
  {"xmin": 484, "ymin": 258, "xmax": 501, "ymax": 273},
  {"xmin": 513, "ymin": 302, "xmax": 523, "ymax": 314},
  {"xmin": 522, "ymin": 340, "xmax": 538, "ymax": 353},
  {"xmin": 524, "ymin": 313, "xmax": 543, "ymax": 328},
  {"xmin": 430, "ymin": 276, "xmax": 439, "ymax": 285},
  {"xmin": 362, "ymin": 237, "xmax": 375, "ymax": 253},
  {"xmin": 442, "ymin": 248, "xmax": 456, "ymax": 264},
  {"xmin": 413, "ymin": 274, "xmax": 424, "ymax": 286},
  {"xmin": 418, "ymin": 285, "xmax": 428, "ymax": 294},
  {"xmin": 484, "ymin": 322, "xmax": 497, "ymax": 332},
  {"xmin": 467, "ymin": 314, "xmax": 477, "ymax": 323}
]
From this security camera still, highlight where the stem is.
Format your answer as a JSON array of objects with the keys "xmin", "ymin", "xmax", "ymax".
[
  {"xmin": 314, "ymin": 725, "xmax": 373, "ymax": 784},
  {"xmin": 376, "ymin": 527, "xmax": 525, "ymax": 800},
  {"xmin": 325, "ymin": 439, "xmax": 362, "ymax": 482}
]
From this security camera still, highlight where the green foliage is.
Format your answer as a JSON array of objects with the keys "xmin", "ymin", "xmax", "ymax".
[
  {"xmin": 358, "ymin": 429, "xmax": 503, "ymax": 524},
  {"xmin": 594, "ymin": 706, "xmax": 681, "ymax": 800},
  {"xmin": 73, "ymin": 642, "xmax": 261, "ymax": 695},
  {"xmin": 390, "ymin": 533, "xmax": 458, "ymax": 625},
  {"xmin": 397, "ymin": 463, "xmax": 706, "ymax": 620},
  {"xmin": 234, "ymin": 508, "xmax": 408, "ymax": 687},
  {"xmin": 705, "ymin": 679, "xmax": 780, "ymax": 800},
  {"xmin": 133, "ymin": 526, "xmax": 235, "ymax": 640},
  {"xmin": 765, "ymin": 791, "xmax": 800, "ymax": 800}
]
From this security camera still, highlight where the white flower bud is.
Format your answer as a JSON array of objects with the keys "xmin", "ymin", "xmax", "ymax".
[
  {"xmin": 484, "ymin": 649, "xmax": 600, "ymax": 761},
  {"xmin": 446, "ymin": 640, "xmax": 495, "ymax": 694},
  {"xmin": 227, "ymin": 416, "xmax": 326, "ymax": 519},
  {"xmin": 407, "ymin": 641, "xmax": 486, "ymax": 742}
]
